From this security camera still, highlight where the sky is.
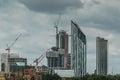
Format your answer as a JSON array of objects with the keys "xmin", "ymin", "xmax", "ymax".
[{"xmin": 0, "ymin": 0, "xmax": 120, "ymax": 74}]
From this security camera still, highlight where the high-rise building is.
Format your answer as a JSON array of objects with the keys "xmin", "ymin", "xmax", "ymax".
[
  {"xmin": 96, "ymin": 37, "xmax": 108, "ymax": 75},
  {"xmin": 46, "ymin": 30, "xmax": 70, "ymax": 72},
  {"xmin": 71, "ymin": 20, "xmax": 87, "ymax": 77},
  {"xmin": 56, "ymin": 30, "xmax": 69, "ymax": 68}
]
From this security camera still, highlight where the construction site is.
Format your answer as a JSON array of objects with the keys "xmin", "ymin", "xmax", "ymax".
[
  {"xmin": 0, "ymin": 18, "xmax": 72, "ymax": 80},
  {"xmin": 0, "ymin": 18, "xmax": 89, "ymax": 80}
]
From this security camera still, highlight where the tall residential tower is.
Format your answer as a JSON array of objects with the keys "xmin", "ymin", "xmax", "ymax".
[
  {"xmin": 71, "ymin": 21, "xmax": 87, "ymax": 77},
  {"xmin": 96, "ymin": 37, "xmax": 108, "ymax": 75}
]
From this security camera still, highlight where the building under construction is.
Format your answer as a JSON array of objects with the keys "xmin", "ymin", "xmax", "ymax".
[
  {"xmin": 1, "ymin": 53, "xmax": 27, "ymax": 72},
  {"xmin": 56, "ymin": 30, "xmax": 70, "ymax": 69},
  {"xmin": 46, "ymin": 30, "xmax": 70, "ymax": 73},
  {"xmin": 46, "ymin": 48, "xmax": 65, "ymax": 71}
]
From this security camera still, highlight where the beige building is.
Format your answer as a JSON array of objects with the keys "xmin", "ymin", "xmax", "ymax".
[{"xmin": 96, "ymin": 37, "xmax": 108, "ymax": 75}]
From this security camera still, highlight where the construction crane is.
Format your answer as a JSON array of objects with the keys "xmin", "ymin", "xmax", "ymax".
[
  {"xmin": 54, "ymin": 14, "xmax": 61, "ymax": 49},
  {"xmin": 6, "ymin": 33, "xmax": 21, "ymax": 72},
  {"xmin": 54, "ymin": 14, "xmax": 61, "ymax": 34},
  {"xmin": 34, "ymin": 50, "xmax": 49, "ymax": 73}
]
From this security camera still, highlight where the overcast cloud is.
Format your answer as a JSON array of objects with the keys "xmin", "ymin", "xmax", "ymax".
[
  {"xmin": 0, "ymin": 0, "xmax": 120, "ymax": 74},
  {"xmin": 19, "ymin": 0, "xmax": 83, "ymax": 14}
]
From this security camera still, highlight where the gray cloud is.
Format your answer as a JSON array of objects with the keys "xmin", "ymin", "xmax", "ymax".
[
  {"xmin": 76, "ymin": 0, "xmax": 120, "ymax": 33},
  {"xmin": 0, "ymin": 0, "xmax": 9, "ymax": 6},
  {"xmin": 19, "ymin": 0, "xmax": 83, "ymax": 14}
]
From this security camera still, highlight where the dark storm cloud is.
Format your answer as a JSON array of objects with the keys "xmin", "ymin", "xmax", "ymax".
[{"xmin": 19, "ymin": 0, "xmax": 83, "ymax": 14}]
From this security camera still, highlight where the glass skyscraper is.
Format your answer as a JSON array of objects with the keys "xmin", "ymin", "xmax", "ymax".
[
  {"xmin": 71, "ymin": 20, "xmax": 86, "ymax": 77},
  {"xmin": 96, "ymin": 37, "xmax": 108, "ymax": 75}
]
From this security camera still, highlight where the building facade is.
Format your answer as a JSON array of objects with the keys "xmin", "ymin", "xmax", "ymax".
[
  {"xmin": 71, "ymin": 21, "xmax": 87, "ymax": 77},
  {"xmin": 9, "ymin": 57, "xmax": 27, "ymax": 72},
  {"xmin": 47, "ymin": 30, "xmax": 69, "ymax": 71},
  {"xmin": 46, "ymin": 48, "xmax": 66, "ymax": 73},
  {"xmin": 67, "ymin": 54, "xmax": 71, "ymax": 69},
  {"xmin": 46, "ymin": 49, "xmax": 65, "ymax": 68},
  {"xmin": 56, "ymin": 30, "xmax": 69, "ymax": 69},
  {"xmin": 1, "ymin": 53, "xmax": 19, "ymax": 72},
  {"xmin": 96, "ymin": 37, "xmax": 108, "ymax": 75},
  {"xmin": 1, "ymin": 53, "xmax": 27, "ymax": 72}
]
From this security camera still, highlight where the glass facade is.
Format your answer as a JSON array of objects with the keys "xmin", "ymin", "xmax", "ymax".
[{"xmin": 71, "ymin": 21, "xmax": 86, "ymax": 77}]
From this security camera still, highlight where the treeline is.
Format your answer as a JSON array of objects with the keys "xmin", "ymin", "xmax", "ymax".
[
  {"xmin": 66, "ymin": 74, "xmax": 120, "ymax": 80},
  {"xmin": 42, "ymin": 73, "xmax": 120, "ymax": 80},
  {"xmin": 42, "ymin": 73, "xmax": 61, "ymax": 80}
]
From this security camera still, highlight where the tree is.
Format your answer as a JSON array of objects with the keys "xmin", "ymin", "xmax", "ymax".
[
  {"xmin": 42, "ymin": 73, "xmax": 61, "ymax": 80},
  {"xmin": 30, "ymin": 76, "xmax": 35, "ymax": 80}
]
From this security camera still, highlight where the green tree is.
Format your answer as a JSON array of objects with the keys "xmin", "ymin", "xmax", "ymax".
[{"xmin": 42, "ymin": 73, "xmax": 61, "ymax": 80}]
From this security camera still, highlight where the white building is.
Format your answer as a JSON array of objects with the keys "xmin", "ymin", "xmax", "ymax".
[
  {"xmin": 54, "ymin": 70, "xmax": 74, "ymax": 77},
  {"xmin": 96, "ymin": 37, "xmax": 108, "ymax": 75}
]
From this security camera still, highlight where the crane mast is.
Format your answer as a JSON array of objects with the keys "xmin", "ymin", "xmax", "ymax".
[
  {"xmin": 6, "ymin": 34, "xmax": 21, "ymax": 72},
  {"xmin": 54, "ymin": 14, "xmax": 61, "ymax": 48},
  {"xmin": 54, "ymin": 14, "xmax": 61, "ymax": 35}
]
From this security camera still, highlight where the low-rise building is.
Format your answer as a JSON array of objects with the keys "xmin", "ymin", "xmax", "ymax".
[
  {"xmin": 46, "ymin": 48, "xmax": 66, "ymax": 73},
  {"xmin": 1, "ymin": 53, "xmax": 19, "ymax": 72},
  {"xmin": 54, "ymin": 70, "xmax": 74, "ymax": 78},
  {"xmin": 1, "ymin": 53, "xmax": 27, "ymax": 73}
]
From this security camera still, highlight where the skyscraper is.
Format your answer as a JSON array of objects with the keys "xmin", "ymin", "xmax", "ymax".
[
  {"xmin": 71, "ymin": 21, "xmax": 87, "ymax": 77},
  {"xmin": 56, "ymin": 30, "xmax": 69, "ymax": 69},
  {"xmin": 96, "ymin": 37, "xmax": 108, "ymax": 75}
]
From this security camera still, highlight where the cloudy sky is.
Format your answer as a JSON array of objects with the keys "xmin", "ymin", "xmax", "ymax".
[{"xmin": 0, "ymin": 0, "xmax": 120, "ymax": 74}]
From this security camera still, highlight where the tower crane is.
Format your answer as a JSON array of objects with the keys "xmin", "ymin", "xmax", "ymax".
[
  {"xmin": 54, "ymin": 14, "xmax": 61, "ymax": 49},
  {"xmin": 54, "ymin": 14, "xmax": 61, "ymax": 34},
  {"xmin": 34, "ymin": 49, "xmax": 49, "ymax": 73},
  {"xmin": 6, "ymin": 33, "xmax": 21, "ymax": 72}
]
